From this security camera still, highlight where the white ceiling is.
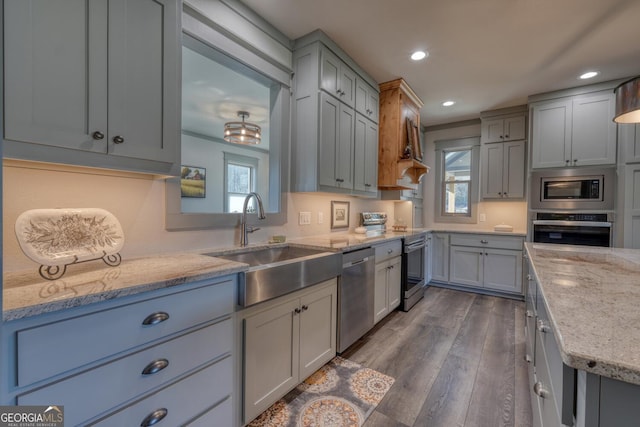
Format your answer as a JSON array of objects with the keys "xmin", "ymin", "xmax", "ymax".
[{"xmin": 240, "ymin": 0, "xmax": 640, "ymax": 126}]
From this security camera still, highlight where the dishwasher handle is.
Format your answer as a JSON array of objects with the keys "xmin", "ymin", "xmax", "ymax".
[{"xmin": 343, "ymin": 256, "xmax": 372, "ymax": 269}]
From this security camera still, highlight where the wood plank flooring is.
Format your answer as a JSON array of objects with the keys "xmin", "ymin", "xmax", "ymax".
[{"xmin": 342, "ymin": 286, "xmax": 533, "ymax": 427}]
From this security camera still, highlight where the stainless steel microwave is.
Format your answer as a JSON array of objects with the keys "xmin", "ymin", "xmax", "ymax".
[{"xmin": 530, "ymin": 167, "xmax": 615, "ymax": 210}]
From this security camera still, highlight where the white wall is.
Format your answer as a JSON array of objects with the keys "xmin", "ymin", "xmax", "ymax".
[
  {"xmin": 3, "ymin": 160, "xmax": 396, "ymax": 272},
  {"xmin": 423, "ymin": 122, "xmax": 528, "ymax": 233}
]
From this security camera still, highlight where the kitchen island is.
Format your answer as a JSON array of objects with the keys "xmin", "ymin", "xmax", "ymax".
[{"xmin": 525, "ymin": 243, "xmax": 640, "ymax": 427}]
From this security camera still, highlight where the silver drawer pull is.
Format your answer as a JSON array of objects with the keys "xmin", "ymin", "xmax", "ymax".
[
  {"xmin": 533, "ymin": 381, "xmax": 549, "ymax": 399},
  {"xmin": 525, "ymin": 354, "xmax": 532, "ymax": 363},
  {"xmin": 526, "ymin": 310, "xmax": 533, "ymax": 318},
  {"xmin": 141, "ymin": 408, "xmax": 167, "ymax": 426},
  {"xmin": 387, "ymin": 249, "xmax": 393, "ymax": 254},
  {"xmin": 480, "ymin": 239, "xmax": 489, "ymax": 244},
  {"xmin": 537, "ymin": 319, "xmax": 550, "ymax": 333},
  {"xmin": 142, "ymin": 312, "xmax": 170, "ymax": 326},
  {"xmin": 142, "ymin": 359, "xmax": 169, "ymax": 376}
]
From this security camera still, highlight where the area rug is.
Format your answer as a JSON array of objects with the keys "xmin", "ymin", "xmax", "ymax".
[{"xmin": 248, "ymin": 356, "xmax": 394, "ymax": 427}]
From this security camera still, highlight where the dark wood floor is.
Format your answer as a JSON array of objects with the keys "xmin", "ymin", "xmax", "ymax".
[{"xmin": 342, "ymin": 286, "xmax": 533, "ymax": 427}]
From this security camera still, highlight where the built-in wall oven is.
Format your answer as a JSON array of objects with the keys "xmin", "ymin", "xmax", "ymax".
[
  {"xmin": 401, "ymin": 233, "xmax": 427, "ymax": 311},
  {"xmin": 532, "ymin": 212, "xmax": 613, "ymax": 247}
]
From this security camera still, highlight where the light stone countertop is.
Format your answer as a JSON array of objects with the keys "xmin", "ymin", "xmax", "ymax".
[
  {"xmin": 525, "ymin": 243, "xmax": 640, "ymax": 385},
  {"xmin": 2, "ymin": 253, "xmax": 247, "ymax": 321},
  {"xmin": 2, "ymin": 228, "xmax": 526, "ymax": 321}
]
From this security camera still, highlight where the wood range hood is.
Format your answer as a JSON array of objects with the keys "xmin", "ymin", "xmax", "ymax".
[{"xmin": 377, "ymin": 78, "xmax": 429, "ymax": 190}]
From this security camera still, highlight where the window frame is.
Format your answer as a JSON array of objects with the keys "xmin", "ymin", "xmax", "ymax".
[
  {"xmin": 434, "ymin": 137, "xmax": 480, "ymax": 224},
  {"xmin": 224, "ymin": 153, "xmax": 259, "ymax": 213}
]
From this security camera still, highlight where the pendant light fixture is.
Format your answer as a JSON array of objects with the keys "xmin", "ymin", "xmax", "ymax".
[
  {"xmin": 224, "ymin": 111, "xmax": 261, "ymax": 145},
  {"xmin": 614, "ymin": 76, "xmax": 640, "ymax": 124}
]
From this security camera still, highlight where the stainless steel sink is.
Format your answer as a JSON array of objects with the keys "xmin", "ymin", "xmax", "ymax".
[{"xmin": 205, "ymin": 246, "xmax": 342, "ymax": 307}]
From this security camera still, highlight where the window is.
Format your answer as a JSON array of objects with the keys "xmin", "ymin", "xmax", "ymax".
[
  {"xmin": 224, "ymin": 153, "xmax": 259, "ymax": 213},
  {"xmin": 435, "ymin": 137, "xmax": 480, "ymax": 223}
]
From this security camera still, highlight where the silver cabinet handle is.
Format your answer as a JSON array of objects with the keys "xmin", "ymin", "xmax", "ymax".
[
  {"xmin": 505, "ymin": 134, "xmax": 509, "ymax": 138},
  {"xmin": 387, "ymin": 249, "xmax": 393, "ymax": 254},
  {"xmin": 142, "ymin": 358, "xmax": 169, "ymax": 376},
  {"xmin": 294, "ymin": 307, "xmax": 301, "ymax": 315},
  {"xmin": 336, "ymin": 178, "xmax": 344, "ymax": 183},
  {"xmin": 301, "ymin": 305, "xmax": 309, "ymax": 311},
  {"xmin": 526, "ymin": 310, "xmax": 533, "ymax": 318},
  {"xmin": 527, "ymin": 274, "xmax": 532, "ymax": 280},
  {"xmin": 537, "ymin": 319, "xmax": 550, "ymax": 333},
  {"xmin": 141, "ymin": 408, "xmax": 168, "ymax": 427},
  {"xmin": 525, "ymin": 354, "xmax": 532, "ymax": 363},
  {"xmin": 142, "ymin": 312, "xmax": 170, "ymax": 326},
  {"xmin": 92, "ymin": 131, "xmax": 104, "ymax": 140},
  {"xmin": 573, "ymin": 159, "xmax": 578, "ymax": 164},
  {"xmin": 480, "ymin": 240, "xmax": 489, "ymax": 244},
  {"xmin": 533, "ymin": 382, "xmax": 549, "ymax": 399},
  {"xmin": 113, "ymin": 135, "xmax": 124, "ymax": 144},
  {"xmin": 565, "ymin": 159, "xmax": 570, "ymax": 166}
]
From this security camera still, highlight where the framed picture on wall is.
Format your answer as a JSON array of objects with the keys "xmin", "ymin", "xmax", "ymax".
[
  {"xmin": 331, "ymin": 200, "xmax": 350, "ymax": 229},
  {"xmin": 180, "ymin": 165, "xmax": 206, "ymax": 198}
]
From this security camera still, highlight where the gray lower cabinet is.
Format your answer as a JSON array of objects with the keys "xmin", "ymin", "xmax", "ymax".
[
  {"xmin": 430, "ymin": 232, "xmax": 450, "ymax": 283},
  {"xmin": 3, "ymin": 0, "xmax": 180, "ymax": 175},
  {"xmin": 446, "ymin": 233, "xmax": 524, "ymax": 295},
  {"xmin": 242, "ymin": 279, "xmax": 337, "ymax": 424},
  {"xmin": 373, "ymin": 240, "xmax": 402, "ymax": 324},
  {"xmin": 1, "ymin": 276, "xmax": 236, "ymax": 426},
  {"xmin": 526, "ymin": 256, "xmax": 640, "ymax": 427}
]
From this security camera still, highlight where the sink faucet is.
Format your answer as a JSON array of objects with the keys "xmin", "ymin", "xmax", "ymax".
[{"xmin": 240, "ymin": 192, "xmax": 266, "ymax": 246}]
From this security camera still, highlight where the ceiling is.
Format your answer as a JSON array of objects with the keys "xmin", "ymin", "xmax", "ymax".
[{"xmin": 239, "ymin": 0, "xmax": 640, "ymax": 127}]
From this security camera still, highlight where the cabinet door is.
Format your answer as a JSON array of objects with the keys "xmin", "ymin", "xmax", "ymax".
[
  {"xmin": 503, "ymin": 140, "xmax": 526, "ymax": 199},
  {"xmin": 244, "ymin": 299, "xmax": 300, "ymax": 422},
  {"xmin": 431, "ymin": 233, "xmax": 450, "ymax": 282},
  {"xmin": 571, "ymin": 92, "xmax": 617, "ymax": 166},
  {"xmin": 319, "ymin": 93, "xmax": 341, "ymax": 188},
  {"xmin": 424, "ymin": 235, "xmax": 432, "ymax": 284},
  {"xmin": 4, "ymin": 0, "xmax": 108, "ymax": 152},
  {"xmin": 483, "ymin": 248, "xmax": 523, "ymax": 293},
  {"xmin": 367, "ymin": 89, "xmax": 379, "ymax": 123},
  {"xmin": 299, "ymin": 283, "xmax": 337, "ymax": 379},
  {"xmin": 623, "ymin": 123, "xmax": 640, "ymax": 164},
  {"xmin": 374, "ymin": 261, "xmax": 390, "ymax": 324},
  {"xmin": 504, "ymin": 116, "xmax": 526, "ymax": 141},
  {"xmin": 624, "ymin": 164, "xmax": 640, "ymax": 249},
  {"xmin": 354, "ymin": 114, "xmax": 378, "ymax": 193},
  {"xmin": 482, "ymin": 119, "xmax": 506, "ymax": 143},
  {"xmin": 355, "ymin": 79, "xmax": 379, "ymax": 123},
  {"xmin": 108, "ymin": 0, "xmax": 178, "ymax": 163},
  {"xmin": 531, "ymin": 100, "xmax": 572, "ymax": 169},
  {"xmin": 481, "ymin": 143, "xmax": 505, "ymax": 198},
  {"xmin": 320, "ymin": 46, "xmax": 341, "ymax": 98},
  {"xmin": 338, "ymin": 65, "xmax": 356, "ymax": 108},
  {"xmin": 449, "ymin": 246, "xmax": 484, "ymax": 287},
  {"xmin": 387, "ymin": 257, "xmax": 402, "ymax": 311}
]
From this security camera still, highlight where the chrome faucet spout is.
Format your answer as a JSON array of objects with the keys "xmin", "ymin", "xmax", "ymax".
[{"xmin": 240, "ymin": 192, "xmax": 266, "ymax": 246}]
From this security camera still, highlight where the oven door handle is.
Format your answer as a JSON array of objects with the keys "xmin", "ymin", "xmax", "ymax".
[
  {"xmin": 404, "ymin": 243, "xmax": 426, "ymax": 253},
  {"xmin": 532, "ymin": 220, "xmax": 612, "ymax": 227}
]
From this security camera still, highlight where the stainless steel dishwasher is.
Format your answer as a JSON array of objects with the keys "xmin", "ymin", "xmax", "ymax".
[{"xmin": 337, "ymin": 247, "xmax": 375, "ymax": 353}]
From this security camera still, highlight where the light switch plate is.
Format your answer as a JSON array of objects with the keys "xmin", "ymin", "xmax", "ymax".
[
  {"xmin": 318, "ymin": 212, "xmax": 324, "ymax": 224},
  {"xmin": 479, "ymin": 213, "xmax": 486, "ymax": 222},
  {"xmin": 299, "ymin": 212, "xmax": 311, "ymax": 225}
]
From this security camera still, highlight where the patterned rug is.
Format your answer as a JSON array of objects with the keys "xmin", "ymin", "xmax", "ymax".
[{"xmin": 248, "ymin": 356, "xmax": 394, "ymax": 427}]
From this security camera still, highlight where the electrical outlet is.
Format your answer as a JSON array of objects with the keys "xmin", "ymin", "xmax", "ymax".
[
  {"xmin": 479, "ymin": 213, "xmax": 486, "ymax": 222},
  {"xmin": 299, "ymin": 212, "xmax": 311, "ymax": 225},
  {"xmin": 318, "ymin": 212, "xmax": 324, "ymax": 224}
]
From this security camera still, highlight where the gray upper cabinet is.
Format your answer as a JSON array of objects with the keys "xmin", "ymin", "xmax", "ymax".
[
  {"xmin": 622, "ymin": 124, "xmax": 640, "ymax": 164},
  {"xmin": 3, "ymin": 0, "xmax": 180, "ymax": 175},
  {"xmin": 481, "ymin": 116, "xmax": 525, "ymax": 143},
  {"xmin": 321, "ymin": 46, "xmax": 356, "ymax": 108},
  {"xmin": 292, "ymin": 30, "xmax": 379, "ymax": 196},
  {"xmin": 355, "ymin": 78, "xmax": 379, "ymax": 123},
  {"xmin": 481, "ymin": 140, "xmax": 526, "ymax": 199},
  {"xmin": 354, "ymin": 114, "xmax": 378, "ymax": 194},
  {"xmin": 530, "ymin": 89, "xmax": 616, "ymax": 169},
  {"xmin": 319, "ymin": 93, "xmax": 355, "ymax": 190}
]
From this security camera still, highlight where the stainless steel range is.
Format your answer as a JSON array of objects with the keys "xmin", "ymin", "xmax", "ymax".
[{"xmin": 401, "ymin": 233, "xmax": 427, "ymax": 310}]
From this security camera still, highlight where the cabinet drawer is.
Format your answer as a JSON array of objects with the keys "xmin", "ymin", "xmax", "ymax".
[
  {"xmin": 18, "ymin": 319, "xmax": 232, "ymax": 426},
  {"xmin": 17, "ymin": 279, "xmax": 235, "ymax": 386},
  {"xmin": 374, "ymin": 240, "xmax": 402, "ymax": 263},
  {"xmin": 185, "ymin": 396, "xmax": 233, "ymax": 427},
  {"xmin": 92, "ymin": 356, "xmax": 233, "ymax": 426},
  {"xmin": 450, "ymin": 233, "xmax": 524, "ymax": 250}
]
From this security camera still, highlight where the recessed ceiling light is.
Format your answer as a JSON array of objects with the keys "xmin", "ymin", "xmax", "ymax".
[
  {"xmin": 442, "ymin": 100, "xmax": 455, "ymax": 107},
  {"xmin": 579, "ymin": 71, "xmax": 599, "ymax": 80},
  {"xmin": 410, "ymin": 50, "xmax": 428, "ymax": 61}
]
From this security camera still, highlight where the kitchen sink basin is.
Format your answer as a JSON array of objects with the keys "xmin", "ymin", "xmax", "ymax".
[{"xmin": 205, "ymin": 246, "xmax": 342, "ymax": 307}]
